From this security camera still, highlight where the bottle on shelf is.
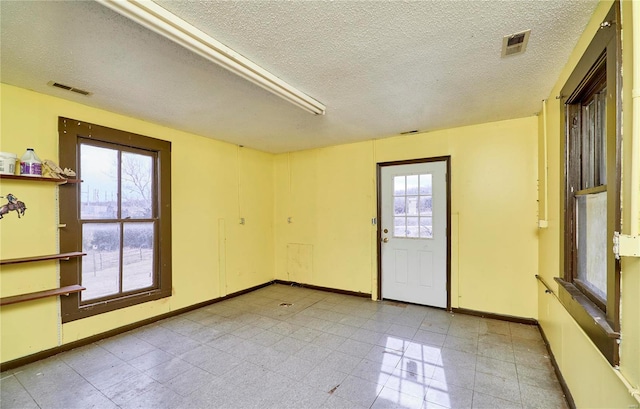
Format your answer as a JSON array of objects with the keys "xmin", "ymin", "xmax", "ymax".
[{"xmin": 20, "ymin": 148, "xmax": 42, "ymax": 177}]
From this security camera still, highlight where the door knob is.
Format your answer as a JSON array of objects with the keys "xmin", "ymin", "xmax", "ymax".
[{"xmin": 382, "ymin": 237, "xmax": 389, "ymax": 243}]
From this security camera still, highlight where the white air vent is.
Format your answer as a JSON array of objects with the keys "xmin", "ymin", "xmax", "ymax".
[
  {"xmin": 501, "ymin": 30, "xmax": 531, "ymax": 57},
  {"xmin": 47, "ymin": 81, "xmax": 92, "ymax": 96}
]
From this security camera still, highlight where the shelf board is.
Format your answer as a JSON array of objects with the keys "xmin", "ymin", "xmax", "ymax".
[
  {"xmin": 0, "ymin": 285, "xmax": 85, "ymax": 306},
  {"xmin": 0, "ymin": 252, "xmax": 86, "ymax": 266},
  {"xmin": 0, "ymin": 174, "xmax": 81, "ymax": 184}
]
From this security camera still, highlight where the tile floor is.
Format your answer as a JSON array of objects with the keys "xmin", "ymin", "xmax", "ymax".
[{"xmin": 0, "ymin": 284, "xmax": 568, "ymax": 409}]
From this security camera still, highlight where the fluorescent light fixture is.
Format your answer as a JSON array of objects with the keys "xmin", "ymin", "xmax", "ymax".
[{"xmin": 97, "ymin": 0, "xmax": 325, "ymax": 115}]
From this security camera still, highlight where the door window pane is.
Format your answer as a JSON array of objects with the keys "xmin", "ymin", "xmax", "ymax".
[
  {"xmin": 406, "ymin": 217, "xmax": 419, "ymax": 238},
  {"xmin": 406, "ymin": 196, "xmax": 419, "ymax": 216},
  {"xmin": 419, "ymin": 174, "xmax": 432, "ymax": 194},
  {"xmin": 406, "ymin": 175, "xmax": 419, "ymax": 195},
  {"xmin": 121, "ymin": 152, "xmax": 153, "ymax": 219},
  {"xmin": 394, "ymin": 176, "xmax": 405, "ymax": 196},
  {"xmin": 392, "ymin": 173, "xmax": 434, "ymax": 239},
  {"xmin": 394, "ymin": 217, "xmax": 406, "ymax": 237},
  {"xmin": 420, "ymin": 217, "xmax": 433, "ymax": 238},
  {"xmin": 419, "ymin": 197, "xmax": 432, "ymax": 215},
  {"xmin": 394, "ymin": 197, "xmax": 406, "ymax": 216},
  {"xmin": 123, "ymin": 222, "xmax": 154, "ymax": 292},
  {"xmin": 82, "ymin": 223, "xmax": 121, "ymax": 300},
  {"xmin": 80, "ymin": 145, "xmax": 118, "ymax": 219}
]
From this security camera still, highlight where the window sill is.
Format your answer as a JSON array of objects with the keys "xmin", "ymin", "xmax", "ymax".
[{"xmin": 554, "ymin": 277, "xmax": 619, "ymax": 365}]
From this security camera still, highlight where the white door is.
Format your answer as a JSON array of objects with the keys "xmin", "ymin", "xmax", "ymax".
[{"xmin": 380, "ymin": 161, "xmax": 448, "ymax": 308}]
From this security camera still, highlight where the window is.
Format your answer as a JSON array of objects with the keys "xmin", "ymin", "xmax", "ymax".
[
  {"xmin": 557, "ymin": 3, "xmax": 621, "ymax": 365},
  {"xmin": 59, "ymin": 118, "xmax": 172, "ymax": 322}
]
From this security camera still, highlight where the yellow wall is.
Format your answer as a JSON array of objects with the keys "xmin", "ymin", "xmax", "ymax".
[
  {"xmin": 537, "ymin": 1, "xmax": 640, "ymax": 407},
  {"xmin": 0, "ymin": 83, "xmax": 274, "ymax": 362},
  {"xmin": 274, "ymin": 116, "xmax": 539, "ymax": 319}
]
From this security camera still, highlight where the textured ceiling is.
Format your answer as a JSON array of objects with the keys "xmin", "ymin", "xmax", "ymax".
[{"xmin": 0, "ymin": 1, "xmax": 598, "ymax": 153}]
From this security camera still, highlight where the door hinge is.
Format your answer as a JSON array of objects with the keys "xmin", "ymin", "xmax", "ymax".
[
  {"xmin": 372, "ymin": 218, "xmax": 377, "ymax": 225},
  {"xmin": 613, "ymin": 232, "xmax": 640, "ymax": 259}
]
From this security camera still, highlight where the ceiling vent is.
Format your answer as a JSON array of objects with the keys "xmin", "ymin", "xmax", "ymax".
[
  {"xmin": 501, "ymin": 30, "xmax": 531, "ymax": 57},
  {"xmin": 47, "ymin": 81, "xmax": 92, "ymax": 96}
]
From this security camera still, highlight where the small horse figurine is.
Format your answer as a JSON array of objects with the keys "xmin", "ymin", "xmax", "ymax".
[{"xmin": 0, "ymin": 194, "xmax": 27, "ymax": 219}]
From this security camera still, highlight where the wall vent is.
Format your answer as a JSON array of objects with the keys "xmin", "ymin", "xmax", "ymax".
[
  {"xmin": 501, "ymin": 30, "xmax": 531, "ymax": 57},
  {"xmin": 47, "ymin": 81, "xmax": 92, "ymax": 96}
]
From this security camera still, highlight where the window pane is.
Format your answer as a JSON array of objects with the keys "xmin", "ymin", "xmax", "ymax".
[
  {"xmin": 406, "ymin": 217, "xmax": 419, "ymax": 238},
  {"xmin": 80, "ymin": 145, "xmax": 117, "ymax": 220},
  {"xmin": 582, "ymin": 100, "xmax": 596, "ymax": 189},
  {"xmin": 406, "ymin": 175, "xmax": 419, "ymax": 195},
  {"xmin": 394, "ymin": 197, "xmax": 406, "ymax": 216},
  {"xmin": 394, "ymin": 217, "xmax": 406, "ymax": 237},
  {"xmin": 123, "ymin": 222, "xmax": 154, "ymax": 292},
  {"xmin": 596, "ymin": 88, "xmax": 607, "ymax": 185},
  {"xmin": 122, "ymin": 152, "xmax": 153, "ymax": 219},
  {"xmin": 81, "ymin": 223, "xmax": 120, "ymax": 301},
  {"xmin": 394, "ymin": 176, "xmax": 405, "ymax": 196},
  {"xmin": 420, "ymin": 217, "xmax": 433, "ymax": 238},
  {"xmin": 419, "ymin": 174, "xmax": 432, "ymax": 194},
  {"xmin": 576, "ymin": 192, "xmax": 607, "ymax": 300},
  {"xmin": 406, "ymin": 196, "xmax": 419, "ymax": 216},
  {"xmin": 419, "ymin": 196, "xmax": 432, "ymax": 215}
]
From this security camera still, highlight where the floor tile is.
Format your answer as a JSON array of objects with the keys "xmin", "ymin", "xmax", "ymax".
[
  {"xmin": 413, "ymin": 329, "xmax": 447, "ymax": 347},
  {"xmin": 350, "ymin": 358, "xmax": 395, "ymax": 385},
  {"xmin": 97, "ymin": 333, "xmax": 157, "ymax": 361},
  {"xmin": 143, "ymin": 357, "xmax": 194, "ymax": 383},
  {"xmin": 312, "ymin": 332, "xmax": 349, "ymax": 350},
  {"xmin": 520, "ymin": 382, "xmax": 569, "ymax": 409},
  {"xmin": 384, "ymin": 367, "xmax": 431, "ymax": 399},
  {"xmin": 0, "ymin": 375, "xmax": 39, "ymax": 409},
  {"xmin": 443, "ymin": 335, "xmax": 478, "ymax": 354},
  {"xmin": 472, "ymin": 391, "xmax": 523, "ymax": 409},
  {"xmin": 274, "ymin": 355, "xmax": 317, "ymax": 380},
  {"xmin": 337, "ymin": 338, "xmax": 374, "ymax": 358},
  {"xmin": 334, "ymin": 375, "xmax": 384, "ymax": 408},
  {"xmin": 322, "ymin": 394, "xmax": 368, "ymax": 409},
  {"xmin": 473, "ymin": 372, "xmax": 521, "ymax": 404},
  {"xmin": 475, "ymin": 356, "xmax": 517, "ymax": 378},
  {"xmin": 303, "ymin": 362, "xmax": 349, "ymax": 393},
  {"xmin": 277, "ymin": 383, "xmax": 330, "ymax": 408},
  {"xmin": 128, "ymin": 348, "xmax": 174, "ymax": 371},
  {"xmin": 365, "ymin": 345, "xmax": 403, "ymax": 367},
  {"xmin": 425, "ymin": 379, "xmax": 474, "ymax": 409},
  {"xmin": 477, "ymin": 341, "xmax": 515, "ymax": 363},
  {"xmin": 101, "ymin": 372, "xmax": 162, "ymax": 406},
  {"xmin": 373, "ymin": 385, "xmax": 425, "ymax": 409},
  {"xmin": 431, "ymin": 365, "xmax": 476, "ymax": 390},
  {"xmin": 516, "ymin": 363, "xmax": 561, "ymax": 391}
]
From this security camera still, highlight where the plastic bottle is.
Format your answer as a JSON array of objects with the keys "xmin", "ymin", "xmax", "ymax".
[{"xmin": 20, "ymin": 148, "xmax": 42, "ymax": 177}]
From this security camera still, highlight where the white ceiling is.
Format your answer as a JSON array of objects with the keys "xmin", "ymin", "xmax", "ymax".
[{"xmin": 1, "ymin": 1, "xmax": 598, "ymax": 153}]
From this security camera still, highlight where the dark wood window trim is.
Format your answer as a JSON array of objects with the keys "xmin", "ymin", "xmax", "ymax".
[
  {"xmin": 559, "ymin": 3, "xmax": 621, "ymax": 366},
  {"xmin": 58, "ymin": 117, "xmax": 172, "ymax": 323}
]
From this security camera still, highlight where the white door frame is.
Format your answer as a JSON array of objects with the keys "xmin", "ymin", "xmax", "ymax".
[{"xmin": 377, "ymin": 156, "xmax": 451, "ymax": 309}]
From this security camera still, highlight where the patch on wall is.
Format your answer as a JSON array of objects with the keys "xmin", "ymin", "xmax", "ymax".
[
  {"xmin": 0, "ymin": 193, "xmax": 27, "ymax": 219},
  {"xmin": 287, "ymin": 243, "xmax": 313, "ymax": 283}
]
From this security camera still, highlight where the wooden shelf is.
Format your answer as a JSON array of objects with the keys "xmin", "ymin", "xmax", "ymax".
[
  {"xmin": 0, "ymin": 252, "xmax": 85, "ymax": 266},
  {"xmin": 0, "ymin": 174, "xmax": 81, "ymax": 184},
  {"xmin": 0, "ymin": 285, "xmax": 85, "ymax": 306}
]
